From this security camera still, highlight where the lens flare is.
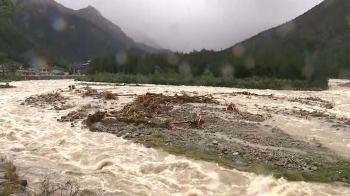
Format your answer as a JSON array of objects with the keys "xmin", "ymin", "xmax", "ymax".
[
  {"xmin": 25, "ymin": 51, "xmax": 47, "ymax": 69},
  {"xmin": 178, "ymin": 61, "xmax": 191, "ymax": 75},
  {"xmin": 51, "ymin": 16, "xmax": 67, "ymax": 32},
  {"xmin": 221, "ymin": 64, "xmax": 234, "ymax": 77},
  {"xmin": 276, "ymin": 21, "xmax": 296, "ymax": 38},
  {"xmin": 302, "ymin": 64, "xmax": 315, "ymax": 79},
  {"xmin": 245, "ymin": 56, "xmax": 255, "ymax": 69},
  {"xmin": 232, "ymin": 44, "xmax": 245, "ymax": 57},
  {"xmin": 116, "ymin": 53, "xmax": 128, "ymax": 65},
  {"xmin": 167, "ymin": 54, "xmax": 180, "ymax": 65}
]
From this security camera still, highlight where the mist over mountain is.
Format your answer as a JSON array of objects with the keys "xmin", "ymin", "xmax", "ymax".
[{"xmin": 55, "ymin": 0, "xmax": 323, "ymax": 52}]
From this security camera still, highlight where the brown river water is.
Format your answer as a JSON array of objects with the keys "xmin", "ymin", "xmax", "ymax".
[{"xmin": 0, "ymin": 80, "xmax": 350, "ymax": 196}]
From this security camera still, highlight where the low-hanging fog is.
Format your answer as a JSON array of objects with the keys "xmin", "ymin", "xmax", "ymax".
[{"xmin": 55, "ymin": 0, "xmax": 323, "ymax": 52}]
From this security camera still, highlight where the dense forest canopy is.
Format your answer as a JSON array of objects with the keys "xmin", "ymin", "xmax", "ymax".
[{"xmin": 87, "ymin": 48, "xmax": 329, "ymax": 89}]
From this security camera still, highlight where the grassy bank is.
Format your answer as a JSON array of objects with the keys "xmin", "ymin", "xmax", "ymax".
[
  {"xmin": 143, "ymin": 135, "xmax": 350, "ymax": 184},
  {"xmin": 77, "ymin": 73, "xmax": 329, "ymax": 90}
]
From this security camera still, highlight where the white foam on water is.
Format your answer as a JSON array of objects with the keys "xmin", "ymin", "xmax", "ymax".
[{"xmin": 0, "ymin": 79, "xmax": 350, "ymax": 195}]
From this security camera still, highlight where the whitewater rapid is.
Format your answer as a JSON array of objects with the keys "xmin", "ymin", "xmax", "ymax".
[{"xmin": 0, "ymin": 80, "xmax": 350, "ymax": 196}]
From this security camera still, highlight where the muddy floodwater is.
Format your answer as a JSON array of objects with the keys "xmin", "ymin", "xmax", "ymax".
[{"xmin": 1, "ymin": 79, "xmax": 350, "ymax": 196}]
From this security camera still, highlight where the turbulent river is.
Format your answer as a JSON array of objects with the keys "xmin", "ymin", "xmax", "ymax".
[{"xmin": 0, "ymin": 80, "xmax": 350, "ymax": 196}]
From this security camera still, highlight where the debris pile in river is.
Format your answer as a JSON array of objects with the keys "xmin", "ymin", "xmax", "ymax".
[
  {"xmin": 232, "ymin": 91, "xmax": 275, "ymax": 98},
  {"xmin": 21, "ymin": 91, "xmax": 73, "ymax": 110},
  {"xmin": 37, "ymin": 180, "xmax": 97, "ymax": 196},
  {"xmin": 117, "ymin": 92, "xmax": 217, "ymax": 128},
  {"xmin": 77, "ymin": 86, "xmax": 118, "ymax": 100},
  {"xmin": 81, "ymin": 86, "xmax": 98, "ymax": 97},
  {"xmin": 68, "ymin": 84, "xmax": 76, "ymax": 90},
  {"xmin": 85, "ymin": 92, "xmax": 217, "ymax": 129},
  {"xmin": 289, "ymin": 109, "xmax": 350, "ymax": 129},
  {"xmin": 226, "ymin": 102, "xmax": 267, "ymax": 122},
  {"xmin": 291, "ymin": 109, "xmax": 333, "ymax": 119},
  {"xmin": 131, "ymin": 92, "xmax": 218, "ymax": 113},
  {"xmin": 58, "ymin": 109, "xmax": 88, "ymax": 122},
  {"xmin": 137, "ymin": 92, "xmax": 219, "ymax": 104},
  {"xmin": 101, "ymin": 91, "xmax": 118, "ymax": 100},
  {"xmin": 227, "ymin": 103, "xmax": 239, "ymax": 112},
  {"xmin": 85, "ymin": 111, "xmax": 106, "ymax": 126},
  {"xmin": 288, "ymin": 96, "xmax": 334, "ymax": 109},
  {"xmin": 23, "ymin": 91, "xmax": 65, "ymax": 104}
]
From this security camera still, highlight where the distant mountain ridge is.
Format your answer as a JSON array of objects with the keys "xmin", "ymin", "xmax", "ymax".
[
  {"xmin": 76, "ymin": 5, "xmax": 133, "ymax": 49},
  {"xmin": 223, "ymin": 0, "xmax": 350, "ymax": 79},
  {"xmin": 0, "ymin": 0, "xmax": 170, "ymax": 64}
]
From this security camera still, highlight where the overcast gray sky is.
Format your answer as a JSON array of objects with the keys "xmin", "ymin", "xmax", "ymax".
[{"xmin": 56, "ymin": 0, "xmax": 323, "ymax": 52}]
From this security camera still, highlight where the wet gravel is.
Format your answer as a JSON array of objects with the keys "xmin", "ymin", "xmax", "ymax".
[{"xmin": 88, "ymin": 104, "xmax": 333, "ymax": 171}]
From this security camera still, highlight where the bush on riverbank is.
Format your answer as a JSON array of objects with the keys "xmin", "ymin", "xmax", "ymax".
[
  {"xmin": 77, "ymin": 73, "xmax": 329, "ymax": 90},
  {"xmin": 0, "ymin": 158, "xmax": 96, "ymax": 196},
  {"xmin": 0, "ymin": 158, "xmax": 25, "ymax": 196}
]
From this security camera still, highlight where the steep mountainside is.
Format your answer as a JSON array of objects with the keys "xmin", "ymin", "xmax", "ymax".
[
  {"xmin": 223, "ymin": 0, "xmax": 350, "ymax": 78},
  {"xmin": 0, "ymin": 18, "xmax": 36, "ymax": 63},
  {"xmin": 3, "ymin": 0, "xmax": 166, "ymax": 63},
  {"xmin": 76, "ymin": 5, "xmax": 133, "ymax": 49}
]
